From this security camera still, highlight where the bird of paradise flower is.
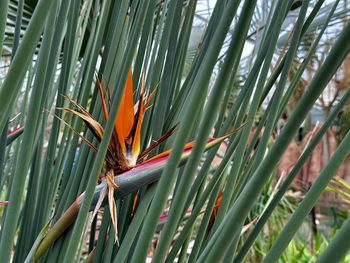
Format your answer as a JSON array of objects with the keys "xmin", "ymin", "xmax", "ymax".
[
  {"xmin": 56, "ymin": 69, "xmax": 237, "ymax": 243},
  {"xmin": 58, "ymin": 70, "xmax": 176, "ymax": 240},
  {"xmin": 32, "ymin": 70, "xmax": 240, "ymax": 260}
]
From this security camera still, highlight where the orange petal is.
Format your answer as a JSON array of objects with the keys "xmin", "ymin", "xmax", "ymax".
[
  {"xmin": 145, "ymin": 130, "xmax": 241, "ymax": 163},
  {"xmin": 115, "ymin": 69, "xmax": 135, "ymax": 154},
  {"xmin": 132, "ymin": 192, "xmax": 139, "ymax": 213},
  {"xmin": 147, "ymin": 141, "xmax": 195, "ymax": 162},
  {"xmin": 130, "ymin": 85, "xmax": 145, "ymax": 163},
  {"xmin": 208, "ymin": 192, "xmax": 223, "ymax": 231}
]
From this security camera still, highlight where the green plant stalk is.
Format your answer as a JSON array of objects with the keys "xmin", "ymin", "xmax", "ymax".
[
  {"xmin": 246, "ymin": 0, "xmax": 309, "ymax": 183},
  {"xmin": 165, "ymin": 139, "xmax": 238, "ymax": 262},
  {"xmin": 77, "ymin": 219, "xmax": 90, "ymax": 261},
  {"xmin": 0, "ymin": 125, "xmax": 8, "ymax": 184},
  {"xmin": 187, "ymin": 13, "xmax": 276, "ymax": 213},
  {"xmin": 177, "ymin": 228, "xmax": 192, "ymax": 263},
  {"xmin": 210, "ymin": 0, "xmax": 291, "ymax": 234},
  {"xmin": 0, "ymin": 64, "xmax": 32, "ymax": 194},
  {"xmin": 317, "ymin": 210, "xmax": 350, "ymax": 263},
  {"xmin": 36, "ymin": 0, "xmax": 74, "ymax": 227},
  {"xmin": 146, "ymin": 0, "xmax": 171, "ymax": 92},
  {"xmin": 50, "ymin": 223, "xmax": 74, "ymax": 262},
  {"xmin": 61, "ymin": 7, "xmax": 128, "ymax": 244},
  {"xmin": 0, "ymin": 0, "xmax": 54, "ymax": 132},
  {"xmin": 151, "ymin": 86, "xmax": 207, "ymax": 262},
  {"xmin": 15, "ymin": 126, "xmax": 45, "ymax": 262},
  {"xmin": 242, "ymin": 0, "xmax": 335, "ymax": 183},
  {"xmin": 168, "ymin": 0, "xmax": 198, "ymax": 108},
  {"xmin": 197, "ymin": 19, "xmax": 350, "ymax": 263},
  {"xmin": 162, "ymin": 0, "xmax": 225, "ymax": 134},
  {"xmin": 52, "ymin": 18, "xmax": 101, "ymax": 219},
  {"xmin": 116, "ymin": 194, "xmax": 133, "ymax": 243},
  {"xmin": 92, "ymin": 209, "xmax": 110, "ymax": 263},
  {"xmin": 234, "ymin": 2, "xmax": 342, "ymax": 261},
  {"xmin": 212, "ymin": 70, "xmax": 238, "ymax": 137},
  {"xmin": 98, "ymin": 1, "xmax": 123, "ymax": 77},
  {"xmin": 47, "ymin": 0, "xmax": 102, "ymax": 226},
  {"xmin": 51, "ymin": 0, "xmax": 102, "ymax": 213},
  {"xmin": 141, "ymin": 0, "xmax": 173, "ymax": 148},
  {"xmin": 61, "ymin": 1, "xmax": 151, "ymax": 260},
  {"xmin": 233, "ymin": 0, "xmax": 315, "ymax": 207},
  {"xmin": 52, "ymin": 13, "xmax": 100, "ymax": 224},
  {"xmin": 133, "ymin": 0, "xmax": 158, "ymax": 86},
  {"xmin": 11, "ymin": 0, "xmax": 24, "ymax": 57},
  {"xmin": 77, "ymin": 142, "xmax": 97, "ymax": 196},
  {"xmin": 33, "ymin": 195, "xmax": 81, "ymax": 262},
  {"xmin": 51, "ymin": 119, "xmax": 82, "ymax": 220},
  {"xmin": 231, "ymin": 11, "xmax": 299, "ymax": 204},
  {"xmin": 183, "ymin": 75, "xmax": 252, "ymax": 214},
  {"xmin": 223, "ymin": 232, "xmax": 241, "ymax": 263},
  {"xmin": 35, "ymin": 1, "xmax": 73, "ymax": 233},
  {"xmin": 142, "ymin": 0, "xmax": 168, "ymax": 93},
  {"xmin": 235, "ymin": 89, "xmax": 343, "ymax": 260},
  {"xmin": 101, "ymin": 218, "xmax": 116, "ymax": 262},
  {"xmin": 113, "ymin": 184, "xmax": 155, "ymax": 262},
  {"xmin": 184, "ymin": 175, "xmax": 226, "ymax": 263},
  {"xmin": 131, "ymin": 0, "xmax": 244, "ymax": 261},
  {"xmin": 223, "ymin": 29, "xmax": 272, "ymax": 131},
  {"xmin": 258, "ymin": 0, "xmax": 326, "ymax": 109},
  {"xmin": 171, "ymin": 0, "xmax": 227, "ymax": 194},
  {"xmin": 24, "ymin": 219, "xmax": 51, "ymax": 263},
  {"xmin": 0, "ymin": 0, "xmax": 9, "ymax": 54},
  {"xmin": 67, "ymin": 1, "xmax": 95, "ymax": 81},
  {"xmin": 177, "ymin": 169, "xmax": 211, "ymax": 263},
  {"xmin": 0, "ymin": 1, "xmax": 58, "ymax": 261},
  {"xmin": 167, "ymin": 161, "xmax": 229, "ymax": 262},
  {"xmin": 105, "ymin": 15, "xmax": 130, "ymax": 90},
  {"xmin": 45, "ymin": 123, "xmax": 69, "ymax": 189},
  {"xmin": 100, "ymin": 0, "xmax": 130, "ymax": 83},
  {"xmin": 151, "ymin": 0, "xmax": 185, "ymax": 140},
  {"xmin": 263, "ymin": 115, "xmax": 350, "ymax": 262},
  {"xmin": 1, "ymin": 44, "xmax": 30, "ymax": 221},
  {"xmin": 152, "ymin": 0, "xmax": 253, "ymax": 261},
  {"xmin": 182, "ymin": 68, "xmax": 245, "ymax": 211},
  {"xmin": 47, "ymin": 127, "xmax": 71, "ymax": 214}
]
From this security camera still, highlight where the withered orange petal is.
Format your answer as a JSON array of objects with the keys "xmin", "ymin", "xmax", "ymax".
[
  {"xmin": 62, "ymin": 108, "xmax": 104, "ymax": 139},
  {"xmin": 208, "ymin": 192, "xmax": 223, "ymax": 231},
  {"xmin": 96, "ymin": 76, "xmax": 109, "ymax": 121}
]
